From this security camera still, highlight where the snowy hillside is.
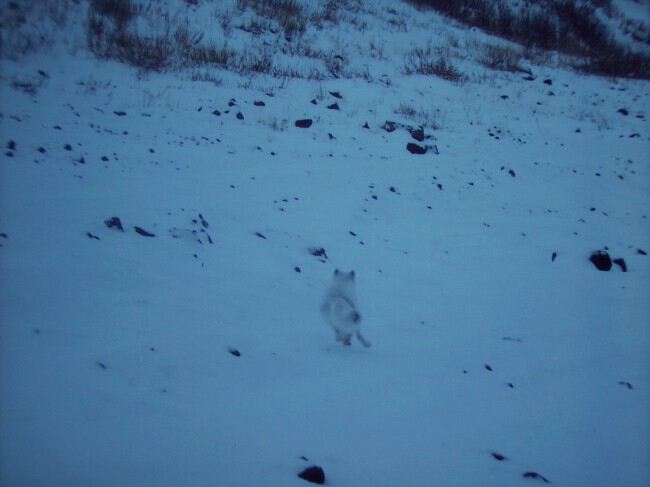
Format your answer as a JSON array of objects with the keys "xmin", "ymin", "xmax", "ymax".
[{"xmin": 1, "ymin": 1, "xmax": 649, "ymax": 486}]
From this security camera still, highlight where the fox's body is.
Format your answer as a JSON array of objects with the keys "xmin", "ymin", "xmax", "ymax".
[{"xmin": 320, "ymin": 269, "xmax": 371, "ymax": 348}]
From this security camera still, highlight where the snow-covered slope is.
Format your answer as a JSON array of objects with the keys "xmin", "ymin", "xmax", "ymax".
[{"xmin": 1, "ymin": 1, "xmax": 649, "ymax": 486}]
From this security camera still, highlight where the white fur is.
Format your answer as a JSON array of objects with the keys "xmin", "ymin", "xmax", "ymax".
[{"xmin": 320, "ymin": 269, "xmax": 371, "ymax": 348}]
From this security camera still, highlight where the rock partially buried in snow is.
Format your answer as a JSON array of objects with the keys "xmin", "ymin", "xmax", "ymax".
[
  {"xmin": 298, "ymin": 466, "xmax": 325, "ymax": 485},
  {"xmin": 104, "ymin": 216, "xmax": 124, "ymax": 232},
  {"xmin": 295, "ymin": 119, "xmax": 312, "ymax": 128},
  {"xmin": 407, "ymin": 142, "xmax": 427, "ymax": 154},
  {"xmin": 134, "ymin": 226, "xmax": 156, "ymax": 237},
  {"xmin": 612, "ymin": 258, "xmax": 627, "ymax": 272},
  {"xmin": 409, "ymin": 127, "xmax": 425, "ymax": 142}
]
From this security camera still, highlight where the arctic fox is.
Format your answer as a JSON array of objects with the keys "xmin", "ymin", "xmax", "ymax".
[{"xmin": 320, "ymin": 269, "xmax": 371, "ymax": 348}]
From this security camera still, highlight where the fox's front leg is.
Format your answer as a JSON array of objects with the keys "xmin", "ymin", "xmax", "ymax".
[
  {"xmin": 334, "ymin": 330, "xmax": 351, "ymax": 345},
  {"xmin": 355, "ymin": 331, "xmax": 371, "ymax": 348}
]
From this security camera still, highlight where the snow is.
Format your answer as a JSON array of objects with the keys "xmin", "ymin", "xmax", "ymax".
[{"xmin": 1, "ymin": 1, "xmax": 649, "ymax": 486}]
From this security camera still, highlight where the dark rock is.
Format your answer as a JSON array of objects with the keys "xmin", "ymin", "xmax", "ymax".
[
  {"xmin": 329, "ymin": 91, "xmax": 342, "ymax": 99},
  {"xmin": 64, "ymin": 143, "xmax": 72, "ymax": 151},
  {"xmin": 77, "ymin": 156, "xmax": 85, "ymax": 164},
  {"xmin": 551, "ymin": 251, "xmax": 557, "ymax": 262},
  {"xmin": 298, "ymin": 466, "xmax": 325, "ymax": 485},
  {"xmin": 134, "ymin": 226, "xmax": 156, "ymax": 237},
  {"xmin": 228, "ymin": 348, "xmax": 241, "ymax": 357},
  {"xmin": 410, "ymin": 127, "xmax": 425, "ymax": 142},
  {"xmin": 113, "ymin": 111, "xmax": 127, "ymax": 116},
  {"xmin": 212, "ymin": 109, "xmax": 221, "ymax": 116},
  {"xmin": 228, "ymin": 99, "xmax": 236, "ymax": 107},
  {"xmin": 406, "ymin": 142, "xmax": 427, "ymax": 154},
  {"xmin": 310, "ymin": 99, "xmax": 318, "ymax": 105},
  {"xmin": 637, "ymin": 248, "xmax": 647, "ymax": 256},
  {"xmin": 589, "ymin": 251, "xmax": 612, "ymax": 271},
  {"xmin": 7, "ymin": 140, "xmax": 16, "ymax": 150},
  {"xmin": 617, "ymin": 108, "xmax": 629, "ymax": 116},
  {"xmin": 382, "ymin": 121, "xmax": 397, "ymax": 132},
  {"xmin": 508, "ymin": 169, "xmax": 516, "ymax": 177},
  {"xmin": 501, "ymin": 95, "xmax": 509, "ymax": 100},
  {"xmin": 543, "ymin": 78, "xmax": 552, "ymax": 85},
  {"xmin": 328, "ymin": 132, "xmax": 335, "ymax": 140},
  {"xmin": 613, "ymin": 258, "xmax": 627, "ymax": 272},
  {"xmin": 253, "ymin": 100, "xmax": 265, "ymax": 106},
  {"xmin": 104, "ymin": 217, "xmax": 124, "ymax": 232},
  {"xmin": 523, "ymin": 75, "xmax": 535, "ymax": 81},
  {"xmin": 255, "ymin": 232, "xmax": 267, "ymax": 240},
  {"xmin": 362, "ymin": 121, "xmax": 369, "ymax": 129},
  {"xmin": 86, "ymin": 232, "xmax": 100, "ymax": 240},
  {"xmin": 327, "ymin": 102, "xmax": 340, "ymax": 110},
  {"xmin": 37, "ymin": 146, "xmax": 46, "ymax": 153},
  {"xmin": 294, "ymin": 266, "xmax": 301, "ymax": 273},
  {"xmin": 484, "ymin": 364, "xmax": 493, "ymax": 371},
  {"xmin": 295, "ymin": 119, "xmax": 312, "ymax": 128},
  {"xmin": 97, "ymin": 361, "xmax": 107, "ymax": 369},
  {"xmin": 523, "ymin": 471, "xmax": 550, "ymax": 483},
  {"xmin": 491, "ymin": 452, "xmax": 506, "ymax": 461},
  {"xmin": 236, "ymin": 112, "xmax": 244, "ymax": 120}
]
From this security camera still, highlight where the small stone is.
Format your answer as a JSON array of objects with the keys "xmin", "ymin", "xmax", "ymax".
[
  {"xmin": 329, "ymin": 91, "xmax": 342, "ymax": 99},
  {"xmin": 617, "ymin": 108, "xmax": 629, "ymax": 116},
  {"xmin": 236, "ymin": 112, "xmax": 244, "ymax": 120},
  {"xmin": 114, "ymin": 111, "xmax": 127, "ymax": 116},
  {"xmin": 254, "ymin": 100, "xmax": 265, "ymax": 106},
  {"xmin": 308, "ymin": 247, "xmax": 328, "ymax": 259},
  {"xmin": 228, "ymin": 348, "xmax": 241, "ymax": 357},
  {"xmin": 492, "ymin": 452, "xmax": 506, "ymax": 461},
  {"xmin": 295, "ymin": 119, "xmax": 312, "ymax": 128},
  {"xmin": 327, "ymin": 102, "xmax": 339, "ymax": 110}
]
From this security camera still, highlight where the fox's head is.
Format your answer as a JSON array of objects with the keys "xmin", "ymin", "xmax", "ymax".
[
  {"xmin": 332, "ymin": 269, "xmax": 357, "ymax": 297},
  {"xmin": 334, "ymin": 269, "xmax": 355, "ymax": 281}
]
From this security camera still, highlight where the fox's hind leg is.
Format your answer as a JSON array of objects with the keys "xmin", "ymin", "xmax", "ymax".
[{"xmin": 355, "ymin": 331, "xmax": 371, "ymax": 348}]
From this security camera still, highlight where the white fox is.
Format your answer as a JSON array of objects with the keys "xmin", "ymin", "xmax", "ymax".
[{"xmin": 320, "ymin": 269, "xmax": 371, "ymax": 348}]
